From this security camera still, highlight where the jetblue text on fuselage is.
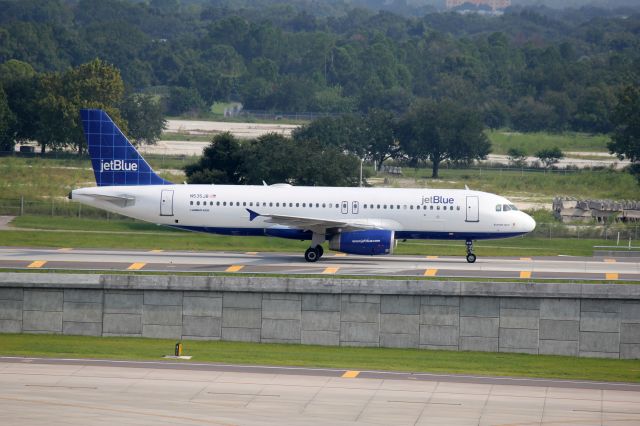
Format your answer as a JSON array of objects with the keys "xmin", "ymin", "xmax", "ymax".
[
  {"xmin": 100, "ymin": 160, "xmax": 138, "ymax": 172},
  {"xmin": 421, "ymin": 195, "xmax": 455, "ymax": 205}
]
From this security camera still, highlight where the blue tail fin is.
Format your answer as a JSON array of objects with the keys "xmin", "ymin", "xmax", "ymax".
[{"xmin": 80, "ymin": 109, "xmax": 172, "ymax": 186}]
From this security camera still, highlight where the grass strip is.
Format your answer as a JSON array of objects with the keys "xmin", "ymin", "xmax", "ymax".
[
  {"xmin": 1, "ymin": 334, "xmax": 638, "ymax": 383},
  {"xmin": 2, "ymin": 216, "xmax": 618, "ymax": 257}
]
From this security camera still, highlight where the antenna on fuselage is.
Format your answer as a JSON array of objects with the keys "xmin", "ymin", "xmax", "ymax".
[
  {"xmin": 262, "ymin": 180, "xmax": 268, "ymax": 186},
  {"xmin": 464, "ymin": 184, "xmax": 470, "ymax": 190}
]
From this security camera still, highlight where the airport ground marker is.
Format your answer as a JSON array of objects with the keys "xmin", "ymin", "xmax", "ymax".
[
  {"xmin": 127, "ymin": 262, "xmax": 146, "ymax": 270},
  {"xmin": 341, "ymin": 371, "xmax": 360, "ymax": 378},
  {"xmin": 606, "ymin": 272, "xmax": 619, "ymax": 280},
  {"xmin": 520, "ymin": 271, "xmax": 532, "ymax": 279},
  {"xmin": 27, "ymin": 260, "xmax": 46, "ymax": 268},
  {"xmin": 225, "ymin": 265, "xmax": 244, "ymax": 272},
  {"xmin": 322, "ymin": 267, "xmax": 339, "ymax": 274},
  {"xmin": 424, "ymin": 269, "xmax": 437, "ymax": 276}
]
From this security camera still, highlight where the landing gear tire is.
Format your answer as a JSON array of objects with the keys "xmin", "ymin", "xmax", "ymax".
[
  {"xmin": 465, "ymin": 239, "xmax": 476, "ymax": 263},
  {"xmin": 316, "ymin": 245, "xmax": 324, "ymax": 258},
  {"xmin": 304, "ymin": 247, "xmax": 320, "ymax": 262}
]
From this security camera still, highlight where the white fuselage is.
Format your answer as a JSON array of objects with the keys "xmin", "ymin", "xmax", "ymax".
[{"xmin": 71, "ymin": 184, "xmax": 536, "ymax": 241}]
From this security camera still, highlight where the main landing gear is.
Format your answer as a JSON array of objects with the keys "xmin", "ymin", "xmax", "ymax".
[
  {"xmin": 465, "ymin": 239, "xmax": 476, "ymax": 263},
  {"xmin": 304, "ymin": 245, "xmax": 324, "ymax": 262},
  {"xmin": 304, "ymin": 232, "xmax": 325, "ymax": 262}
]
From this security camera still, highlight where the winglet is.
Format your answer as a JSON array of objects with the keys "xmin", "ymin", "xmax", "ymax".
[{"xmin": 246, "ymin": 209, "xmax": 261, "ymax": 221}]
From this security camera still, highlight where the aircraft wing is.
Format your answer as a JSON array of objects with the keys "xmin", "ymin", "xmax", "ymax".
[
  {"xmin": 246, "ymin": 209, "xmax": 380, "ymax": 233},
  {"xmin": 76, "ymin": 193, "xmax": 136, "ymax": 207}
]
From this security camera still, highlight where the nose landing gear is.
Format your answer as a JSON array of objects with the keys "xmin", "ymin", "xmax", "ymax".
[{"xmin": 465, "ymin": 239, "xmax": 476, "ymax": 263}]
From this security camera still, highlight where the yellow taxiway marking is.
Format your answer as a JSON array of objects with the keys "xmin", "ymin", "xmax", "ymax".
[
  {"xmin": 245, "ymin": 252, "xmax": 258, "ymax": 255},
  {"xmin": 341, "ymin": 370, "xmax": 360, "ymax": 378},
  {"xmin": 426, "ymin": 255, "xmax": 439, "ymax": 259},
  {"xmin": 424, "ymin": 269, "xmax": 438, "ymax": 276},
  {"xmin": 606, "ymin": 273, "xmax": 619, "ymax": 280},
  {"xmin": 127, "ymin": 262, "xmax": 146, "ymax": 270},
  {"xmin": 225, "ymin": 265, "xmax": 244, "ymax": 272},
  {"xmin": 27, "ymin": 260, "xmax": 47, "ymax": 268},
  {"xmin": 149, "ymin": 249, "xmax": 163, "ymax": 253},
  {"xmin": 520, "ymin": 271, "xmax": 532, "ymax": 279},
  {"xmin": 322, "ymin": 267, "xmax": 339, "ymax": 274},
  {"xmin": 604, "ymin": 258, "xmax": 616, "ymax": 263},
  {"xmin": 520, "ymin": 257, "xmax": 532, "ymax": 261},
  {"xmin": 334, "ymin": 253, "xmax": 347, "ymax": 257},
  {"xmin": 57, "ymin": 248, "xmax": 73, "ymax": 252}
]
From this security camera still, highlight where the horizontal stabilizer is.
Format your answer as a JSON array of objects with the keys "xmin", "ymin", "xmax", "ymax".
[{"xmin": 76, "ymin": 193, "xmax": 136, "ymax": 208}]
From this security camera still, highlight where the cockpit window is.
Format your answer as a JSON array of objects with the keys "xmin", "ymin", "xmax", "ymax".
[
  {"xmin": 495, "ymin": 204, "xmax": 502, "ymax": 212},
  {"xmin": 510, "ymin": 204, "xmax": 518, "ymax": 211},
  {"xmin": 503, "ymin": 204, "xmax": 511, "ymax": 211}
]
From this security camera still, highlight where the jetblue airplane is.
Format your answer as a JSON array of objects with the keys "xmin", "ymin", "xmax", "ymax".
[{"xmin": 70, "ymin": 109, "xmax": 536, "ymax": 263}]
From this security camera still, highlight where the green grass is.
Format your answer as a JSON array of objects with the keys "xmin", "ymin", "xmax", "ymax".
[
  {"xmin": 2, "ymin": 216, "xmax": 630, "ymax": 257},
  {"xmin": 487, "ymin": 131, "xmax": 610, "ymax": 155},
  {"xmin": 396, "ymin": 167, "xmax": 638, "ymax": 200},
  {"xmin": 3, "ymin": 151, "xmax": 637, "ymax": 203},
  {"xmin": 0, "ymin": 156, "xmax": 185, "ymax": 201},
  {"xmin": 1, "ymin": 334, "xmax": 638, "ymax": 382}
]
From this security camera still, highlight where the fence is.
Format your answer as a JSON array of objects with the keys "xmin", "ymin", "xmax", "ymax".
[
  {"xmin": 1, "ymin": 196, "xmax": 638, "ymax": 244},
  {"xmin": 0, "ymin": 196, "xmax": 121, "ymax": 220}
]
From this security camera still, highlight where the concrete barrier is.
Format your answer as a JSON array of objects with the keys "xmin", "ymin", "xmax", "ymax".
[{"xmin": 1, "ymin": 273, "xmax": 639, "ymax": 359}]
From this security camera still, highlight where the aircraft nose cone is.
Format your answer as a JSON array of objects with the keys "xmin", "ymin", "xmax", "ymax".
[{"xmin": 524, "ymin": 214, "xmax": 536, "ymax": 232}]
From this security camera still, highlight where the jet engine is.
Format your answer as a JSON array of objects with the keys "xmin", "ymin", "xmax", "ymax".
[{"xmin": 329, "ymin": 230, "xmax": 395, "ymax": 255}]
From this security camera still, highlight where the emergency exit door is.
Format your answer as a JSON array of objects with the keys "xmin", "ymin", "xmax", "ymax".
[
  {"xmin": 466, "ymin": 196, "xmax": 479, "ymax": 222},
  {"xmin": 160, "ymin": 189, "xmax": 174, "ymax": 216}
]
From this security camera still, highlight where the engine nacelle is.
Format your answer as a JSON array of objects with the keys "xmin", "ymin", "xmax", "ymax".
[{"xmin": 329, "ymin": 230, "xmax": 395, "ymax": 256}]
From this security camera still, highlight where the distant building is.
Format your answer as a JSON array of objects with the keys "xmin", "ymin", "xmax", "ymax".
[{"xmin": 446, "ymin": 0, "xmax": 511, "ymax": 12}]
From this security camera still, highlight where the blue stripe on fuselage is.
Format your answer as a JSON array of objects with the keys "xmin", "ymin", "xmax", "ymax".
[{"xmin": 170, "ymin": 226, "xmax": 527, "ymax": 241}]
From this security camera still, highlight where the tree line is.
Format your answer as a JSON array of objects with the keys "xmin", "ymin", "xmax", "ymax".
[
  {"xmin": 0, "ymin": 59, "xmax": 164, "ymax": 153},
  {"xmin": 186, "ymin": 101, "xmax": 489, "ymax": 184},
  {"xmin": 1, "ymin": 0, "xmax": 639, "ymax": 134}
]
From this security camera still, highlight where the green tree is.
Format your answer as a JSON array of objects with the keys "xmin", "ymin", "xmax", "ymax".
[
  {"xmin": 166, "ymin": 86, "xmax": 205, "ymax": 116},
  {"xmin": 0, "ymin": 60, "xmax": 38, "ymax": 146},
  {"xmin": 41, "ymin": 59, "xmax": 125, "ymax": 154},
  {"xmin": 506, "ymin": 147, "xmax": 527, "ymax": 168},
  {"xmin": 120, "ymin": 93, "xmax": 166, "ymax": 145},
  {"xmin": 535, "ymin": 147, "xmax": 564, "ymax": 168},
  {"xmin": 362, "ymin": 108, "xmax": 399, "ymax": 167},
  {"xmin": 184, "ymin": 132, "xmax": 244, "ymax": 184},
  {"xmin": 608, "ymin": 85, "xmax": 640, "ymax": 184},
  {"xmin": 0, "ymin": 86, "xmax": 16, "ymax": 152},
  {"xmin": 242, "ymin": 133, "xmax": 361, "ymax": 186},
  {"xmin": 397, "ymin": 99, "xmax": 490, "ymax": 178}
]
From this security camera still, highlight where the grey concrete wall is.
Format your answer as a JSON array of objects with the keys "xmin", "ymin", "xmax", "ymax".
[{"xmin": 1, "ymin": 273, "xmax": 639, "ymax": 359}]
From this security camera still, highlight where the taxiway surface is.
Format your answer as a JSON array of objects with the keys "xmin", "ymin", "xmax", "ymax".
[
  {"xmin": 0, "ymin": 247, "xmax": 638, "ymax": 281},
  {"xmin": 1, "ymin": 357, "xmax": 639, "ymax": 425}
]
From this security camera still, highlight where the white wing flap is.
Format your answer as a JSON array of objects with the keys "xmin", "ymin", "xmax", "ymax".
[{"xmin": 253, "ymin": 211, "xmax": 379, "ymax": 233}]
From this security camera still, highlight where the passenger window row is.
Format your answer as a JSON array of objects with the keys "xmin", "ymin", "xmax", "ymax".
[{"xmin": 189, "ymin": 200, "xmax": 462, "ymax": 212}]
